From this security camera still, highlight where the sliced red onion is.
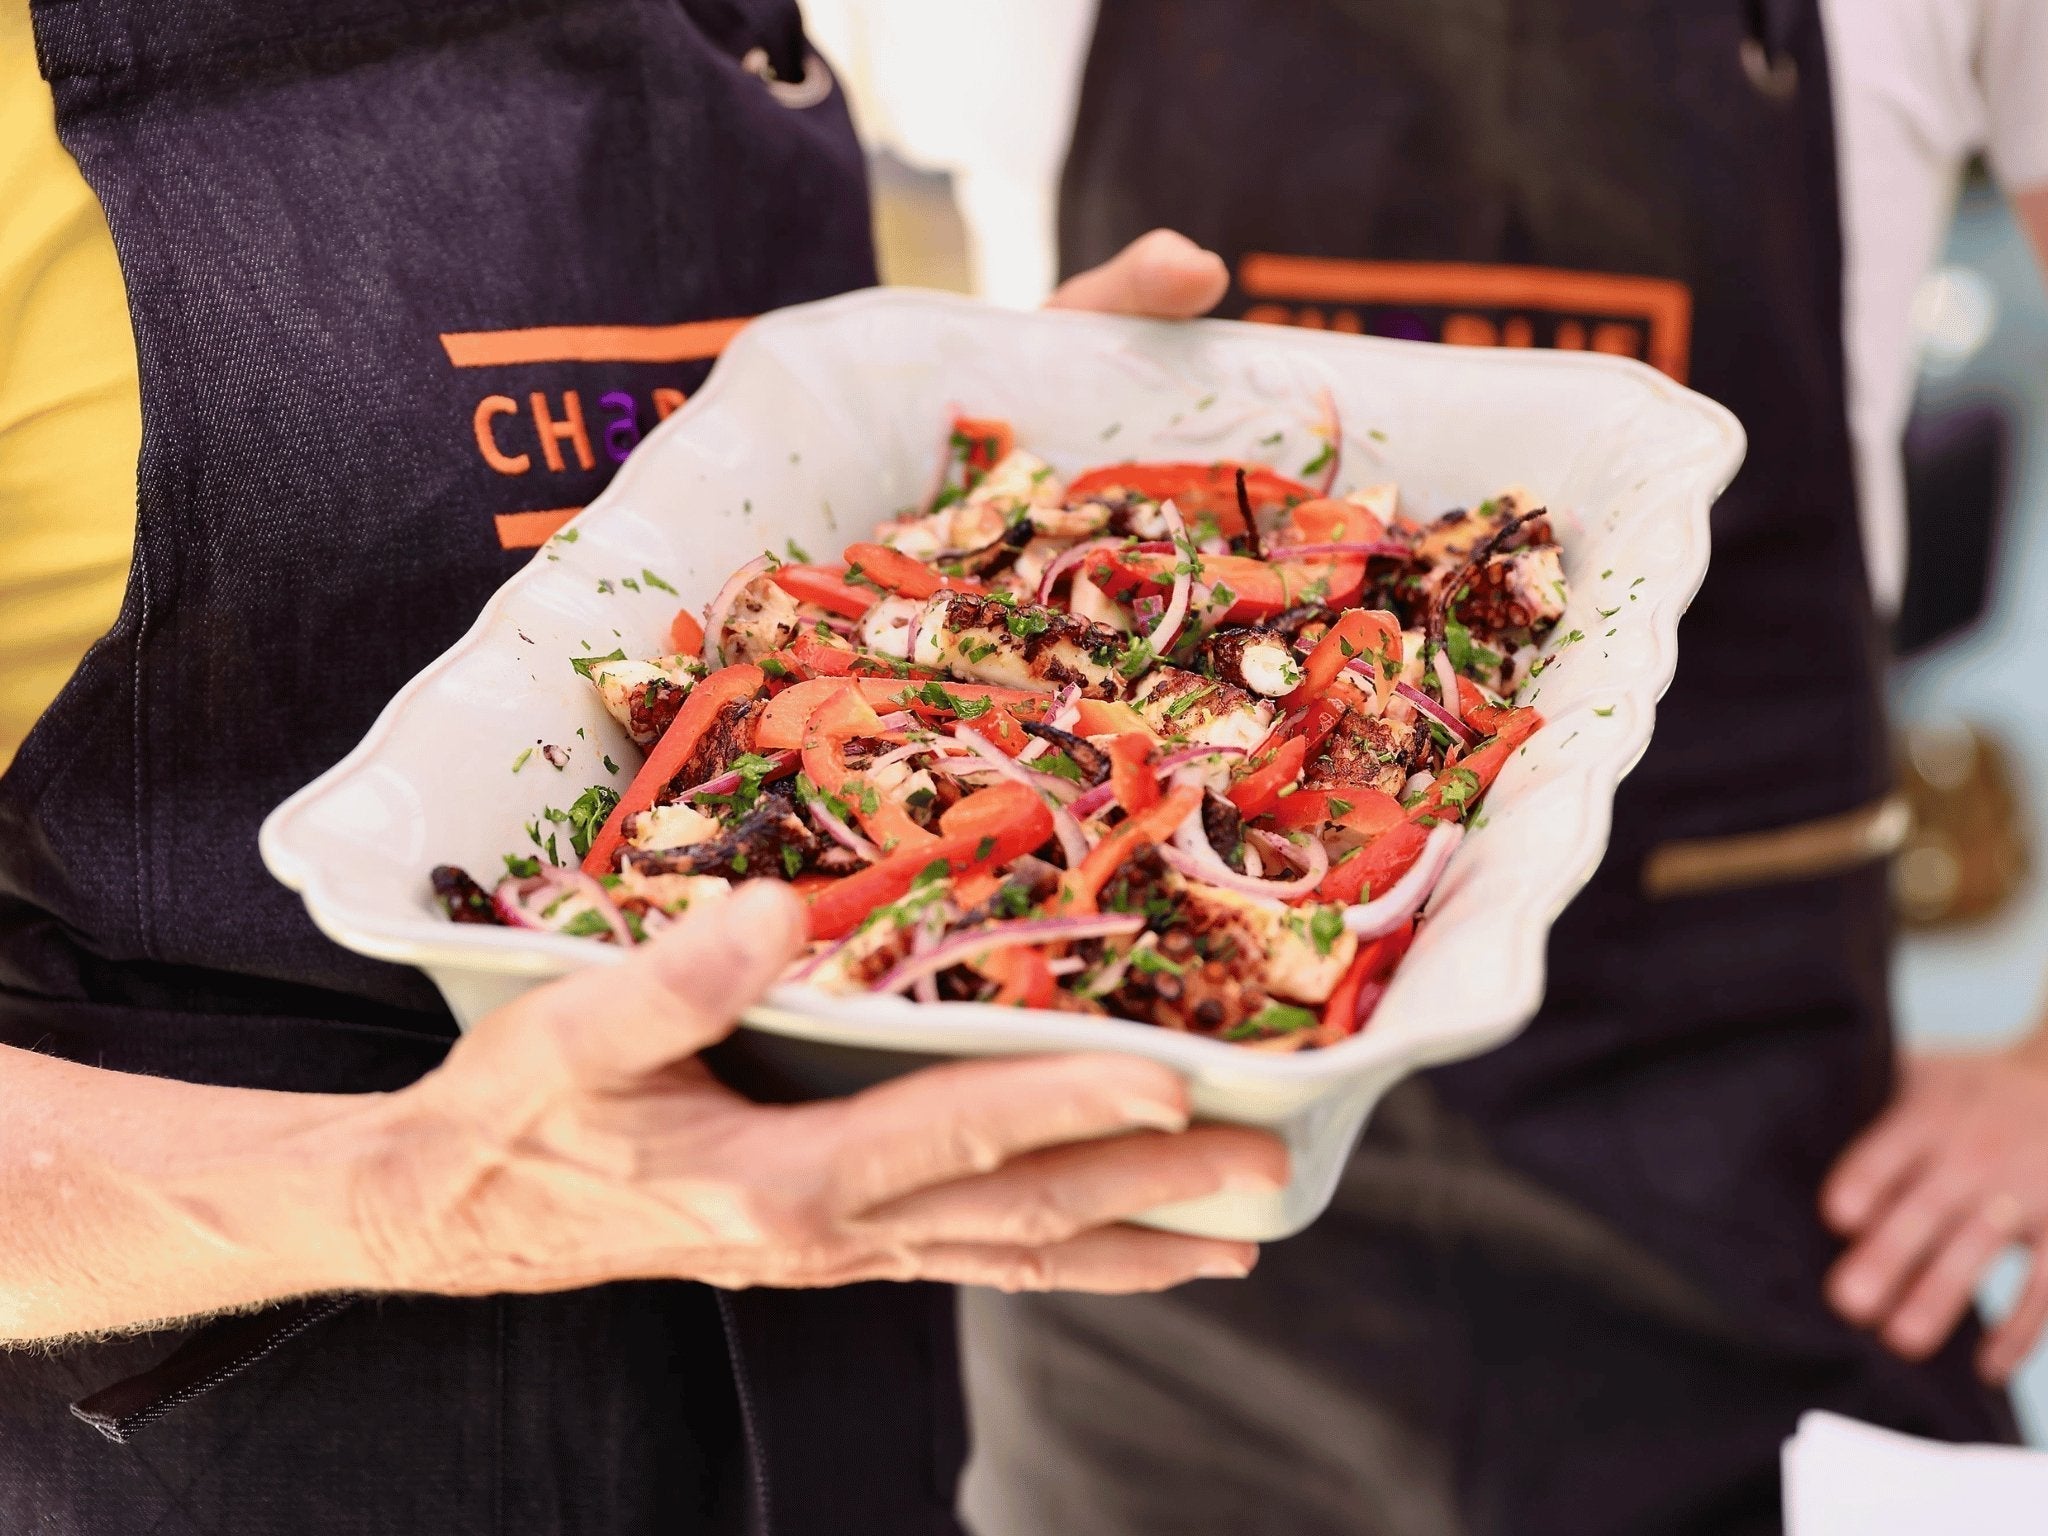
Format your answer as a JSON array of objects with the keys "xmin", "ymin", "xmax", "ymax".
[
  {"xmin": 1247, "ymin": 827, "xmax": 1331, "ymax": 884},
  {"xmin": 1162, "ymin": 796, "xmax": 1326, "ymax": 904},
  {"xmin": 1404, "ymin": 770, "xmax": 1434, "ymax": 798},
  {"xmin": 1312, "ymin": 386, "xmax": 1342, "ymax": 496},
  {"xmin": 1037, "ymin": 537, "xmax": 1127, "ymax": 606},
  {"xmin": 910, "ymin": 913, "xmax": 944, "ymax": 1005},
  {"xmin": 1353, "ymin": 977, "xmax": 1390, "ymax": 1031},
  {"xmin": 1344, "ymin": 822, "xmax": 1463, "ymax": 938},
  {"xmin": 1394, "ymin": 680, "xmax": 1478, "ymax": 747},
  {"xmin": 874, "ymin": 710, "xmax": 916, "ymax": 732},
  {"xmin": 1433, "ymin": 648, "xmax": 1462, "ymax": 715},
  {"xmin": 953, "ymin": 725, "xmax": 1092, "ymax": 866},
  {"xmin": 1155, "ymin": 744, "xmax": 1247, "ymax": 774},
  {"xmin": 703, "ymin": 554, "xmax": 775, "ymax": 667},
  {"xmin": 1046, "ymin": 956, "xmax": 1087, "ymax": 977},
  {"xmin": 1068, "ymin": 781, "xmax": 1115, "ymax": 818},
  {"xmin": 682, "ymin": 748, "xmax": 798, "ymax": 802},
  {"xmin": 871, "ymin": 914, "xmax": 1147, "ymax": 996},
  {"xmin": 1267, "ymin": 541, "xmax": 1413, "ymax": 561},
  {"xmin": 791, "ymin": 929, "xmax": 856, "ymax": 982},
  {"xmin": 492, "ymin": 866, "xmax": 635, "ymax": 945},
  {"xmin": 1017, "ymin": 683, "xmax": 1081, "ymax": 764},
  {"xmin": 1146, "ymin": 498, "xmax": 1194, "ymax": 660},
  {"xmin": 803, "ymin": 790, "xmax": 881, "ymax": 863}
]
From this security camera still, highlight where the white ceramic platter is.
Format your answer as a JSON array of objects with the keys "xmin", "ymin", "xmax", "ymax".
[{"xmin": 262, "ymin": 288, "xmax": 1743, "ymax": 1241}]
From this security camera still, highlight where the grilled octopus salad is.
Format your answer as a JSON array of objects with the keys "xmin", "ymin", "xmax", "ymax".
[{"xmin": 434, "ymin": 414, "xmax": 1566, "ymax": 1050}]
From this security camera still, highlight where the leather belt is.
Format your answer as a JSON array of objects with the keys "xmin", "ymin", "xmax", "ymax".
[{"xmin": 1642, "ymin": 795, "xmax": 1911, "ymax": 900}]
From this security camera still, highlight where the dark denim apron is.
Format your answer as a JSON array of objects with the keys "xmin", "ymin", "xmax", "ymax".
[
  {"xmin": 964, "ymin": 3, "xmax": 2016, "ymax": 1533},
  {"xmin": 0, "ymin": 2, "xmax": 964, "ymax": 1531}
]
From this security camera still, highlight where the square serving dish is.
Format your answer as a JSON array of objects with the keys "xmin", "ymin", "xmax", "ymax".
[{"xmin": 261, "ymin": 288, "xmax": 1742, "ymax": 1241}]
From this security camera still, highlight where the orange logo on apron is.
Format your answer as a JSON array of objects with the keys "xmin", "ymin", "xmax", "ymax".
[{"xmin": 1237, "ymin": 255, "xmax": 1693, "ymax": 384}]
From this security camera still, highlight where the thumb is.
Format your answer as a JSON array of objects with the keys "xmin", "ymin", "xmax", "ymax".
[
  {"xmin": 489, "ymin": 880, "xmax": 806, "ymax": 1093},
  {"xmin": 1048, "ymin": 228, "xmax": 1230, "ymax": 320}
]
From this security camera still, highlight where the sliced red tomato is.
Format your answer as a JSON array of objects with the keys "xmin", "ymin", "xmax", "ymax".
[
  {"xmin": 1106, "ymin": 732, "xmax": 1159, "ymax": 815},
  {"xmin": 1057, "ymin": 780, "xmax": 1205, "ymax": 914},
  {"xmin": 582, "ymin": 664, "xmax": 764, "ymax": 875},
  {"xmin": 953, "ymin": 415, "xmax": 1015, "ymax": 478},
  {"xmin": 983, "ymin": 946, "xmax": 1056, "ymax": 1009},
  {"xmin": 1268, "ymin": 497, "xmax": 1386, "ymax": 610},
  {"xmin": 1317, "ymin": 819, "xmax": 1430, "ymax": 906},
  {"xmin": 1226, "ymin": 737, "xmax": 1307, "ymax": 820},
  {"xmin": 967, "ymin": 707, "xmax": 1030, "ymax": 757},
  {"xmin": 1406, "ymin": 706, "xmax": 1544, "ymax": 824},
  {"xmin": 804, "ymin": 782, "xmax": 1053, "ymax": 941},
  {"xmin": 770, "ymin": 564, "xmax": 876, "ymax": 620},
  {"xmin": 1281, "ymin": 608, "xmax": 1403, "ymax": 710},
  {"xmin": 668, "ymin": 607, "xmax": 705, "ymax": 656},
  {"xmin": 1072, "ymin": 698, "xmax": 1155, "ymax": 738},
  {"xmin": 1065, "ymin": 462, "xmax": 1314, "ymax": 538},
  {"xmin": 1320, "ymin": 919, "xmax": 1418, "ymax": 1036},
  {"xmin": 1089, "ymin": 548, "xmax": 1292, "ymax": 622},
  {"xmin": 1263, "ymin": 785, "xmax": 1404, "ymax": 838},
  {"xmin": 840, "ymin": 542, "xmax": 990, "ymax": 600}
]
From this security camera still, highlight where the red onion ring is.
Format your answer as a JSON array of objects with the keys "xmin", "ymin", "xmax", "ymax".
[
  {"xmin": 1163, "ymin": 794, "xmax": 1326, "ymax": 904},
  {"xmin": 1037, "ymin": 537, "xmax": 1127, "ymax": 606},
  {"xmin": 1068, "ymin": 781, "xmax": 1115, "ymax": 818},
  {"xmin": 1155, "ymin": 744, "xmax": 1248, "ymax": 775},
  {"xmin": 1344, "ymin": 822, "xmax": 1462, "ymax": 938},
  {"xmin": 492, "ymin": 866, "xmax": 636, "ymax": 945},
  {"xmin": 702, "ymin": 554, "xmax": 775, "ymax": 667},
  {"xmin": 803, "ymin": 790, "xmax": 881, "ymax": 863},
  {"xmin": 1145, "ymin": 498, "xmax": 1194, "ymax": 660},
  {"xmin": 871, "ymin": 914, "xmax": 1147, "ymax": 996},
  {"xmin": 1432, "ymin": 648, "xmax": 1462, "ymax": 715},
  {"xmin": 681, "ymin": 749, "xmax": 798, "ymax": 803},
  {"xmin": 1394, "ymin": 680, "xmax": 1477, "ymax": 747}
]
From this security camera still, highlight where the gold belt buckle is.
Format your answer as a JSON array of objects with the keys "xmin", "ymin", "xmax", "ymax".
[{"xmin": 1642, "ymin": 796, "xmax": 1912, "ymax": 900}]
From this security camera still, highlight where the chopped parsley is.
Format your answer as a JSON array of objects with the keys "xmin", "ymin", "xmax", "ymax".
[
  {"xmin": 511, "ymin": 746, "xmax": 533, "ymax": 773},
  {"xmin": 1228, "ymin": 1002, "xmax": 1320, "ymax": 1040},
  {"xmin": 782, "ymin": 845, "xmax": 804, "ymax": 878},
  {"xmin": 1130, "ymin": 948, "xmax": 1185, "ymax": 978},
  {"xmin": 1300, "ymin": 442, "xmax": 1334, "ymax": 478},
  {"xmin": 1593, "ymin": 705, "xmax": 1615, "ymax": 718},
  {"xmin": 570, "ymin": 647, "xmax": 627, "ymax": 680},
  {"xmin": 1309, "ymin": 906, "xmax": 1345, "ymax": 957},
  {"xmin": 503, "ymin": 853, "xmax": 542, "ymax": 878}
]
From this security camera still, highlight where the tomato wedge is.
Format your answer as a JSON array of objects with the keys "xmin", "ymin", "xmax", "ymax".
[
  {"xmin": 1106, "ymin": 732, "xmax": 1160, "ymax": 815},
  {"xmin": 1455, "ymin": 676, "xmax": 1516, "ymax": 736},
  {"xmin": 1407, "ymin": 707, "xmax": 1544, "ymax": 823},
  {"xmin": 970, "ymin": 707, "xmax": 1030, "ymax": 757},
  {"xmin": 983, "ymin": 946, "xmax": 1056, "ymax": 1009},
  {"xmin": 1281, "ymin": 608, "xmax": 1403, "ymax": 710},
  {"xmin": 1226, "ymin": 737, "xmax": 1307, "ymax": 820},
  {"xmin": 582, "ymin": 664, "xmax": 764, "ymax": 875},
  {"xmin": 1263, "ymin": 785, "xmax": 1404, "ymax": 838},
  {"xmin": 668, "ymin": 607, "xmax": 705, "ymax": 656},
  {"xmin": 801, "ymin": 684, "xmax": 937, "ymax": 856},
  {"xmin": 1269, "ymin": 497, "xmax": 1386, "ymax": 610},
  {"xmin": 953, "ymin": 415, "xmax": 1015, "ymax": 478},
  {"xmin": 843, "ymin": 542, "xmax": 944, "ymax": 600},
  {"xmin": 1072, "ymin": 698, "xmax": 1155, "ymax": 738},
  {"xmin": 1090, "ymin": 548, "xmax": 1291, "ymax": 621},
  {"xmin": 770, "ymin": 564, "xmax": 876, "ymax": 620},
  {"xmin": 1317, "ymin": 819, "xmax": 1429, "ymax": 905},
  {"xmin": 1058, "ymin": 780, "xmax": 1205, "ymax": 914},
  {"xmin": 1320, "ymin": 919, "xmax": 1418, "ymax": 1036},
  {"xmin": 1065, "ymin": 462, "xmax": 1315, "ymax": 538},
  {"xmin": 804, "ymin": 782, "xmax": 1053, "ymax": 940}
]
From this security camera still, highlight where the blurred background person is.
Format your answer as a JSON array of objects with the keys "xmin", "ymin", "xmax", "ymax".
[{"xmin": 804, "ymin": 0, "xmax": 2048, "ymax": 1530}]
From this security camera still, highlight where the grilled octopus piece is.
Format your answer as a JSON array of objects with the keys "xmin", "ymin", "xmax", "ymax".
[
  {"xmin": 1019, "ymin": 722, "xmax": 1111, "ymax": 786},
  {"xmin": 430, "ymin": 865, "xmax": 502, "ymax": 925},
  {"xmin": 660, "ymin": 697, "xmax": 763, "ymax": 802},
  {"xmin": 623, "ymin": 788, "xmax": 818, "ymax": 880}
]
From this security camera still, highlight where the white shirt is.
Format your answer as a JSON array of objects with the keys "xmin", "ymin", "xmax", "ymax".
[
  {"xmin": 1822, "ymin": 0, "xmax": 2048, "ymax": 610},
  {"xmin": 811, "ymin": 0, "xmax": 2048, "ymax": 608}
]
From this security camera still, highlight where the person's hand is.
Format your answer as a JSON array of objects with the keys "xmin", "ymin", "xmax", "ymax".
[
  {"xmin": 353, "ymin": 881, "xmax": 1284, "ymax": 1297},
  {"xmin": 1821, "ymin": 1041, "xmax": 2048, "ymax": 1382},
  {"xmin": 1046, "ymin": 228, "xmax": 1231, "ymax": 320}
]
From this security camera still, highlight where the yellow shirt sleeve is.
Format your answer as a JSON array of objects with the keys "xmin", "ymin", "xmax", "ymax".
[{"xmin": 0, "ymin": 1, "xmax": 141, "ymax": 773}]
